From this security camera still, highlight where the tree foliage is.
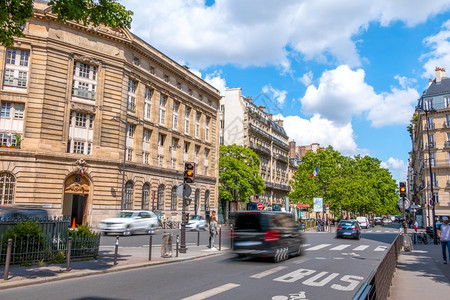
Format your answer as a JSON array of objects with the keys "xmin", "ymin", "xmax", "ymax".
[
  {"xmin": 219, "ymin": 144, "xmax": 265, "ymax": 203},
  {"xmin": 0, "ymin": 0, "xmax": 133, "ymax": 47},
  {"xmin": 289, "ymin": 146, "xmax": 399, "ymax": 217}
]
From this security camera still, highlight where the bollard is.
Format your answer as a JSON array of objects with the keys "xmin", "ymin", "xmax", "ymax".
[
  {"xmin": 197, "ymin": 230, "xmax": 200, "ymax": 246},
  {"xmin": 149, "ymin": 235, "xmax": 153, "ymax": 261},
  {"xmin": 114, "ymin": 235, "xmax": 119, "ymax": 265},
  {"xmin": 218, "ymin": 225, "xmax": 222, "ymax": 251},
  {"xmin": 230, "ymin": 225, "xmax": 233, "ymax": 249},
  {"xmin": 3, "ymin": 238, "xmax": 12, "ymax": 280},
  {"xmin": 176, "ymin": 235, "xmax": 179, "ymax": 257},
  {"xmin": 66, "ymin": 237, "xmax": 72, "ymax": 271}
]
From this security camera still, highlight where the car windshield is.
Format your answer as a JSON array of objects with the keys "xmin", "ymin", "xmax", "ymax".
[
  {"xmin": 190, "ymin": 215, "xmax": 201, "ymax": 220},
  {"xmin": 116, "ymin": 212, "xmax": 134, "ymax": 218},
  {"xmin": 340, "ymin": 221, "xmax": 355, "ymax": 226}
]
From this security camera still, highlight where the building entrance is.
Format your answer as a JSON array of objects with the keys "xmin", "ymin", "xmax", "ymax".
[{"xmin": 63, "ymin": 174, "xmax": 90, "ymax": 226}]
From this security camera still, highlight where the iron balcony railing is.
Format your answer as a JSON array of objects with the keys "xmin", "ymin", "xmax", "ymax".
[{"xmin": 72, "ymin": 88, "xmax": 96, "ymax": 100}]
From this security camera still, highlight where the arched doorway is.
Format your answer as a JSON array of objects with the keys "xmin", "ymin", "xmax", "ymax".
[{"xmin": 63, "ymin": 174, "xmax": 90, "ymax": 226}]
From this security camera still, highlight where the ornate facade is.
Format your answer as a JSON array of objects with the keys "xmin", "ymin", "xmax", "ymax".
[{"xmin": 0, "ymin": 3, "xmax": 221, "ymax": 226}]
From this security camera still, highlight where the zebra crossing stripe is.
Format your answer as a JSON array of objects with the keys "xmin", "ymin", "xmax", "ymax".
[
  {"xmin": 353, "ymin": 245, "xmax": 370, "ymax": 251},
  {"xmin": 306, "ymin": 244, "xmax": 331, "ymax": 251},
  {"xmin": 374, "ymin": 246, "xmax": 387, "ymax": 251},
  {"xmin": 330, "ymin": 244, "xmax": 351, "ymax": 251}
]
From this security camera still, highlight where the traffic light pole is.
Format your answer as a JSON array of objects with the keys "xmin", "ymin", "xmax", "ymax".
[
  {"xmin": 180, "ymin": 181, "xmax": 187, "ymax": 253},
  {"xmin": 425, "ymin": 109, "xmax": 438, "ymax": 245}
]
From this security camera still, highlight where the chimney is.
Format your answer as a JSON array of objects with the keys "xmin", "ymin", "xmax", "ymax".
[
  {"xmin": 428, "ymin": 79, "xmax": 433, "ymax": 87},
  {"xmin": 274, "ymin": 119, "xmax": 284, "ymax": 127},
  {"xmin": 268, "ymin": 113, "xmax": 273, "ymax": 120},
  {"xmin": 289, "ymin": 140, "xmax": 296, "ymax": 158},
  {"xmin": 245, "ymin": 97, "xmax": 252, "ymax": 103},
  {"xmin": 435, "ymin": 67, "xmax": 446, "ymax": 83},
  {"xmin": 257, "ymin": 105, "xmax": 265, "ymax": 112}
]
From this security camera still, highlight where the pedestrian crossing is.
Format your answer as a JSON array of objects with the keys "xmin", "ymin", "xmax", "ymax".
[{"xmin": 303, "ymin": 243, "xmax": 387, "ymax": 252}]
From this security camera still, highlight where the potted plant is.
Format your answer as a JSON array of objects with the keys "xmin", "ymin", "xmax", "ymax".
[{"xmin": 15, "ymin": 132, "xmax": 21, "ymax": 148}]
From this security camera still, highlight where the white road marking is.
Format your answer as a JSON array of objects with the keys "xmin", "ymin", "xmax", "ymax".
[
  {"xmin": 374, "ymin": 246, "xmax": 387, "ymax": 251},
  {"xmin": 181, "ymin": 283, "xmax": 240, "ymax": 300},
  {"xmin": 330, "ymin": 244, "xmax": 350, "ymax": 251},
  {"xmin": 315, "ymin": 257, "xmax": 327, "ymax": 259},
  {"xmin": 305, "ymin": 244, "xmax": 331, "ymax": 251},
  {"xmin": 250, "ymin": 266, "xmax": 287, "ymax": 278},
  {"xmin": 352, "ymin": 245, "xmax": 369, "ymax": 251},
  {"xmin": 376, "ymin": 230, "xmax": 381, "ymax": 232},
  {"xmin": 334, "ymin": 257, "xmax": 345, "ymax": 260}
]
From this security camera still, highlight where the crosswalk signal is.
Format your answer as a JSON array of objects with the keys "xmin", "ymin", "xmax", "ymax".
[
  {"xmin": 184, "ymin": 162, "xmax": 195, "ymax": 183},
  {"xmin": 399, "ymin": 181, "xmax": 407, "ymax": 198}
]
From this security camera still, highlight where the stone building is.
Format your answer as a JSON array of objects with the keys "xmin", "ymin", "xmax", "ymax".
[
  {"xmin": 220, "ymin": 88, "xmax": 290, "ymax": 212},
  {"xmin": 409, "ymin": 67, "xmax": 450, "ymax": 225},
  {"xmin": 0, "ymin": 2, "xmax": 221, "ymax": 226}
]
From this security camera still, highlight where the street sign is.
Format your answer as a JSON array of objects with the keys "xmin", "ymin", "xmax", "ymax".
[
  {"xmin": 313, "ymin": 198, "xmax": 323, "ymax": 212},
  {"xmin": 429, "ymin": 198, "xmax": 433, "ymax": 206},
  {"xmin": 176, "ymin": 184, "xmax": 192, "ymax": 198},
  {"xmin": 257, "ymin": 203, "xmax": 263, "ymax": 210}
]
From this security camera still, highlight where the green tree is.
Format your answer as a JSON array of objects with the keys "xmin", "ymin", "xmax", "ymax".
[
  {"xmin": 0, "ymin": 0, "xmax": 133, "ymax": 47},
  {"xmin": 219, "ymin": 144, "xmax": 265, "ymax": 203}
]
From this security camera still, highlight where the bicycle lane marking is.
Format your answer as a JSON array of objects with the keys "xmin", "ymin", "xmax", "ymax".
[{"xmin": 181, "ymin": 283, "xmax": 240, "ymax": 300}]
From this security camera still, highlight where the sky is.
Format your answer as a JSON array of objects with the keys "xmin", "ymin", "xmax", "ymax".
[{"xmin": 122, "ymin": 0, "xmax": 450, "ymax": 182}]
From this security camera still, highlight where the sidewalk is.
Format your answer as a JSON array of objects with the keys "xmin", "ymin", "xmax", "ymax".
[
  {"xmin": 0, "ymin": 242, "xmax": 229, "ymax": 290},
  {"xmin": 389, "ymin": 241, "xmax": 450, "ymax": 299}
]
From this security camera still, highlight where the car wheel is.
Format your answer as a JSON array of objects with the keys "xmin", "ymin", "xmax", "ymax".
[
  {"xmin": 148, "ymin": 224, "xmax": 155, "ymax": 234},
  {"xmin": 102, "ymin": 231, "xmax": 107, "ymax": 236},
  {"xmin": 296, "ymin": 244, "xmax": 304, "ymax": 256},
  {"xmin": 123, "ymin": 225, "xmax": 132, "ymax": 236}
]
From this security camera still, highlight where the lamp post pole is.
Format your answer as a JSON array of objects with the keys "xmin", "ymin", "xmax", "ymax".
[
  {"xmin": 119, "ymin": 112, "xmax": 128, "ymax": 211},
  {"xmin": 424, "ymin": 109, "xmax": 438, "ymax": 245}
]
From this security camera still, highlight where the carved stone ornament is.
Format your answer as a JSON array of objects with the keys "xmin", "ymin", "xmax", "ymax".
[
  {"xmin": 70, "ymin": 102, "xmax": 97, "ymax": 114},
  {"xmin": 68, "ymin": 183, "xmax": 84, "ymax": 193},
  {"xmin": 70, "ymin": 53, "xmax": 102, "ymax": 67}
]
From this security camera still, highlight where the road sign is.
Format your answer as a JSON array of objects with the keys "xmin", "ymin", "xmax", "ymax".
[
  {"xmin": 429, "ymin": 198, "xmax": 433, "ymax": 206},
  {"xmin": 257, "ymin": 203, "xmax": 263, "ymax": 210},
  {"xmin": 176, "ymin": 184, "xmax": 192, "ymax": 198}
]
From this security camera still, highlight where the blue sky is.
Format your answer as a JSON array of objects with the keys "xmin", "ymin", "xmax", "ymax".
[{"xmin": 122, "ymin": 0, "xmax": 450, "ymax": 182}]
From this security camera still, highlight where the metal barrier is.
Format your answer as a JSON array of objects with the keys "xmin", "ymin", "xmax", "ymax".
[{"xmin": 353, "ymin": 234, "xmax": 402, "ymax": 300}]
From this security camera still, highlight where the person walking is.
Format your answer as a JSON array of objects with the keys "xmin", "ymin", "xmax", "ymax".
[
  {"xmin": 437, "ymin": 216, "xmax": 450, "ymax": 264},
  {"xmin": 209, "ymin": 210, "xmax": 219, "ymax": 250}
]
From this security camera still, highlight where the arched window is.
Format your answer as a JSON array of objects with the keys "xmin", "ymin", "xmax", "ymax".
[
  {"xmin": 205, "ymin": 190, "xmax": 210, "ymax": 211},
  {"xmin": 157, "ymin": 184, "xmax": 165, "ymax": 210},
  {"xmin": 124, "ymin": 181, "xmax": 134, "ymax": 210},
  {"xmin": 171, "ymin": 186, "xmax": 177, "ymax": 211},
  {"xmin": 196, "ymin": 189, "xmax": 201, "ymax": 211},
  {"xmin": 0, "ymin": 172, "xmax": 15, "ymax": 205},
  {"xmin": 142, "ymin": 183, "xmax": 150, "ymax": 210}
]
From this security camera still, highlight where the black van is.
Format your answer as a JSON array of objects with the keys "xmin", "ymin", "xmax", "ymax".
[
  {"xmin": 0, "ymin": 207, "xmax": 48, "ymax": 221},
  {"xmin": 232, "ymin": 211, "xmax": 304, "ymax": 262}
]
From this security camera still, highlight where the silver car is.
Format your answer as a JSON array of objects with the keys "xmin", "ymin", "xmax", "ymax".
[
  {"xmin": 185, "ymin": 215, "xmax": 207, "ymax": 231},
  {"xmin": 99, "ymin": 210, "xmax": 158, "ymax": 236}
]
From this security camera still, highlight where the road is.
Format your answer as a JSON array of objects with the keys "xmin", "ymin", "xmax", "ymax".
[{"xmin": 0, "ymin": 226, "xmax": 399, "ymax": 300}]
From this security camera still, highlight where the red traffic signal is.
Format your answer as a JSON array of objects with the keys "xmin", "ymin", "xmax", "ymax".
[
  {"xmin": 184, "ymin": 162, "xmax": 195, "ymax": 183},
  {"xmin": 399, "ymin": 181, "xmax": 407, "ymax": 198}
]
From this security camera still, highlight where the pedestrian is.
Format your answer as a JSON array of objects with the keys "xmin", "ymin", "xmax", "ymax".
[
  {"xmin": 299, "ymin": 217, "xmax": 304, "ymax": 231},
  {"xmin": 437, "ymin": 216, "xmax": 450, "ymax": 264},
  {"xmin": 209, "ymin": 210, "xmax": 218, "ymax": 250},
  {"xmin": 413, "ymin": 220, "xmax": 418, "ymax": 233}
]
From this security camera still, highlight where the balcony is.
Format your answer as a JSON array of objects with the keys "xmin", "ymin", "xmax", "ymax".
[
  {"xmin": 249, "ymin": 141, "xmax": 271, "ymax": 155},
  {"xmin": 72, "ymin": 88, "xmax": 96, "ymax": 100},
  {"xmin": 3, "ymin": 76, "xmax": 27, "ymax": 88}
]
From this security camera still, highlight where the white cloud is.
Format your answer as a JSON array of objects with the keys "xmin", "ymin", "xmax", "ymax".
[
  {"xmin": 261, "ymin": 85, "xmax": 287, "ymax": 106},
  {"xmin": 300, "ymin": 65, "xmax": 419, "ymax": 127},
  {"xmin": 394, "ymin": 75, "xmax": 417, "ymax": 89},
  {"xmin": 122, "ymin": 0, "xmax": 450, "ymax": 69},
  {"xmin": 204, "ymin": 70, "xmax": 227, "ymax": 96},
  {"xmin": 381, "ymin": 157, "xmax": 407, "ymax": 181},
  {"xmin": 299, "ymin": 71, "xmax": 313, "ymax": 86},
  {"xmin": 422, "ymin": 20, "xmax": 450, "ymax": 79}
]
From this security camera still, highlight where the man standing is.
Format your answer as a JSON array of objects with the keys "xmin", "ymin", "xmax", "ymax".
[{"xmin": 437, "ymin": 216, "xmax": 450, "ymax": 264}]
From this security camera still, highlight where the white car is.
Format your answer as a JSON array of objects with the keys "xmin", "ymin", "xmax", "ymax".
[
  {"xmin": 185, "ymin": 215, "xmax": 207, "ymax": 231},
  {"xmin": 356, "ymin": 217, "xmax": 369, "ymax": 229},
  {"xmin": 99, "ymin": 210, "xmax": 158, "ymax": 236}
]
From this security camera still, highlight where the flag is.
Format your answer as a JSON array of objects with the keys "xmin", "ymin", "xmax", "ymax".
[
  {"xmin": 80, "ymin": 168, "xmax": 84, "ymax": 177},
  {"xmin": 311, "ymin": 166, "xmax": 318, "ymax": 178}
]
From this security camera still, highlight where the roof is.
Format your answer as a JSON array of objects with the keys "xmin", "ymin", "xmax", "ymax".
[{"xmin": 423, "ymin": 77, "xmax": 450, "ymax": 97}]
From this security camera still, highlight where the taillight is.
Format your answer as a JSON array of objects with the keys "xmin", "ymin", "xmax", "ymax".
[
  {"xmin": 337, "ymin": 226, "xmax": 343, "ymax": 230},
  {"xmin": 264, "ymin": 230, "xmax": 280, "ymax": 242},
  {"xmin": 352, "ymin": 226, "xmax": 357, "ymax": 230}
]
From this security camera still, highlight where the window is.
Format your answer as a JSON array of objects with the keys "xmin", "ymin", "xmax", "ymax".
[
  {"xmin": 72, "ymin": 62, "xmax": 97, "ymax": 99},
  {"xmin": 204, "ymin": 190, "xmax": 210, "ymax": 211},
  {"xmin": 0, "ymin": 172, "xmax": 15, "ymax": 205},
  {"xmin": 196, "ymin": 189, "xmax": 201, "ymax": 211},
  {"xmin": 220, "ymin": 120, "xmax": 224, "ymax": 129},
  {"xmin": 171, "ymin": 186, "xmax": 177, "ymax": 210},
  {"xmin": 204, "ymin": 148, "xmax": 209, "ymax": 163},
  {"xmin": 184, "ymin": 142, "xmax": 189, "ymax": 154},
  {"xmin": 172, "ymin": 101, "xmax": 179, "ymax": 130},
  {"xmin": 427, "ymin": 116, "xmax": 434, "ymax": 130},
  {"xmin": 142, "ymin": 183, "xmax": 150, "ymax": 210},
  {"xmin": 124, "ymin": 181, "xmax": 134, "ymax": 210},
  {"xmin": 188, "ymin": 88, "xmax": 193, "ymax": 96},
  {"xmin": 164, "ymin": 74, "xmax": 170, "ymax": 82},
  {"xmin": 149, "ymin": 66, "xmax": 155, "ymax": 75},
  {"xmin": 430, "ymin": 153, "xmax": 436, "ymax": 167},
  {"xmin": 157, "ymin": 184, "xmax": 165, "ymax": 210},
  {"xmin": 75, "ymin": 112, "xmax": 87, "ymax": 127},
  {"xmin": 159, "ymin": 95, "xmax": 167, "ymax": 125},
  {"xmin": 195, "ymin": 112, "xmax": 201, "ymax": 138},
  {"xmin": 127, "ymin": 148, "xmax": 133, "ymax": 161},
  {"xmin": 220, "ymin": 105, "xmax": 224, "ymax": 112},
  {"xmin": 0, "ymin": 132, "xmax": 19, "ymax": 147},
  {"xmin": 158, "ymin": 133, "xmax": 165, "ymax": 147},
  {"xmin": 184, "ymin": 107, "xmax": 190, "ymax": 134},
  {"xmin": 68, "ymin": 111, "xmax": 94, "ymax": 155},
  {"xmin": 143, "ymin": 128, "xmax": 150, "ymax": 142},
  {"xmin": 205, "ymin": 117, "xmax": 210, "ymax": 141},
  {"xmin": 144, "ymin": 87, "xmax": 152, "ymax": 120},
  {"xmin": 177, "ymin": 81, "xmax": 181, "ymax": 89},
  {"xmin": 3, "ymin": 49, "xmax": 29, "ymax": 88},
  {"xmin": 195, "ymin": 145, "xmax": 200, "ymax": 160},
  {"xmin": 143, "ymin": 152, "xmax": 149, "ymax": 164},
  {"xmin": 127, "ymin": 123, "xmax": 135, "ymax": 138},
  {"xmin": 133, "ymin": 57, "xmax": 140, "ymax": 66},
  {"xmin": 1, "ymin": 102, "xmax": 11, "ymax": 117},
  {"xmin": 127, "ymin": 78, "xmax": 137, "ymax": 112},
  {"xmin": 428, "ymin": 134, "xmax": 435, "ymax": 148}
]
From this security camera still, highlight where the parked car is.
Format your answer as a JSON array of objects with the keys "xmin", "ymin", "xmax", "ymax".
[
  {"xmin": 336, "ymin": 220, "xmax": 361, "ymax": 240},
  {"xmin": 99, "ymin": 210, "xmax": 158, "ymax": 236},
  {"xmin": 356, "ymin": 216, "xmax": 369, "ymax": 229},
  {"xmin": 232, "ymin": 211, "xmax": 304, "ymax": 262},
  {"xmin": 426, "ymin": 223, "xmax": 442, "ymax": 238},
  {"xmin": 0, "ymin": 207, "xmax": 48, "ymax": 221},
  {"xmin": 185, "ymin": 215, "xmax": 206, "ymax": 231},
  {"xmin": 374, "ymin": 217, "xmax": 383, "ymax": 226}
]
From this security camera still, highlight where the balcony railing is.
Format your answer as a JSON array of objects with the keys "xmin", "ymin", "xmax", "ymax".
[
  {"xmin": 72, "ymin": 88, "xmax": 96, "ymax": 100},
  {"xmin": 249, "ymin": 142, "xmax": 271, "ymax": 155},
  {"xmin": 249, "ymin": 123, "xmax": 271, "ymax": 140},
  {"xmin": 3, "ymin": 76, "xmax": 27, "ymax": 88}
]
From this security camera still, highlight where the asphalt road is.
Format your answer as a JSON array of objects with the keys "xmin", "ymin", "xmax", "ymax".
[{"xmin": 0, "ymin": 227, "xmax": 398, "ymax": 300}]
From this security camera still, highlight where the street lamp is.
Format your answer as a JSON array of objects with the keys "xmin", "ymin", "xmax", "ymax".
[{"xmin": 416, "ymin": 105, "xmax": 438, "ymax": 245}]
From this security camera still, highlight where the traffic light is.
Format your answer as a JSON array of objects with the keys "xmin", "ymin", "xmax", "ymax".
[
  {"xmin": 184, "ymin": 162, "xmax": 195, "ymax": 183},
  {"xmin": 185, "ymin": 213, "xmax": 190, "ymax": 224},
  {"xmin": 399, "ymin": 181, "xmax": 407, "ymax": 198}
]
